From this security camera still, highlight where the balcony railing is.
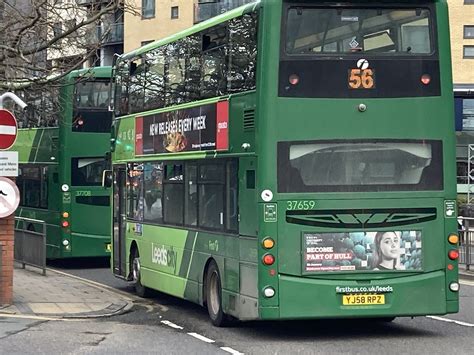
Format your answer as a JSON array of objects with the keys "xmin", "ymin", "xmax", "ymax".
[
  {"xmin": 97, "ymin": 23, "xmax": 124, "ymax": 45},
  {"xmin": 194, "ymin": 0, "xmax": 254, "ymax": 24},
  {"xmin": 76, "ymin": 0, "xmax": 110, "ymax": 6}
]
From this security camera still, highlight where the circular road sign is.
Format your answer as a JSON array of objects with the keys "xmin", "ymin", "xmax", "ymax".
[
  {"xmin": 0, "ymin": 177, "xmax": 20, "ymax": 218},
  {"xmin": 0, "ymin": 109, "xmax": 18, "ymax": 150}
]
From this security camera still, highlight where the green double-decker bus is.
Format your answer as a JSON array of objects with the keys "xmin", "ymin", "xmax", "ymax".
[
  {"xmin": 110, "ymin": 0, "xmax": 459, "ymax": 325},
  {"xmin": 13, "ymin": 67, "xmax": 113, "ymax": 259}
]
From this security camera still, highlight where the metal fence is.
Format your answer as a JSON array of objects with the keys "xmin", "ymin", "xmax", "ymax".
[
  {"xmin": 457, "ymin": 217, "xmax": 474, "ymax": 271},
  {"xmin": 14, "ymin": 217, "xmax": 46, "ymax": 275}
]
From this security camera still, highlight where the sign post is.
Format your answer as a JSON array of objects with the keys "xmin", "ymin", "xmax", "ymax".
[{"xmin": 0, "ymin": 93, "xmax": 25, "ymax": 306}]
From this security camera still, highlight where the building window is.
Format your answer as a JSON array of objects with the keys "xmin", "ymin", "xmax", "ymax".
[
  {"xmin": 53, "ymin": 22, "xmax": 62, "ymax": 38},
  {"xmin": 464, "ymin": 46, "xmax": 474, "ymax": 58},
  {"xmin": 171, "ymin": 6, "xmax": 179, "ymax": 19},
  {"xmin": 465, "ymin": 0, "xmax": 474, "ymax": 4},
  {"xmin": 465, "ymin": 26, "xmax": 474, "ymax": 39},
  {"xmin": 142, "ymin": 0, "xmax": 155, "ymax": 19}
]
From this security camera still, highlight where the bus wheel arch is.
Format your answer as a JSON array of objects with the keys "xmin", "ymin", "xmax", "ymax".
[
  {"xmin": 204, "ymin": 259, "xmax": 231, "ymax": 327},
  {"xmin": 130, "ymin": 243, "xmax": 151, "ymax": 297},
  {"xmin": 202, "ymin": 257, "xmax": 215, "ymax": 307}
]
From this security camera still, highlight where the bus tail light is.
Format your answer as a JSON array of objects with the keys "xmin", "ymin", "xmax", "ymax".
[
  {"xmin": 421, "ymin": 74, "xmax": 431, "ymax": 85},
  {"xmin": 448, "ymin": 234, "xmax": 459, "ymax": 245},
  {"xmin": 263, "ymin": 254, "xmax": 275, "ymax": 265},
  {"xmin": 448, "ymin": 250, "xmax": 459, "ymax": 260},
  {"xmin": 289, "ymin": 74, "xmax": 299, "ymax": 85},
  {"xmin": 62, "ymin": 211, "xmax": 70, "ymax": 228}
]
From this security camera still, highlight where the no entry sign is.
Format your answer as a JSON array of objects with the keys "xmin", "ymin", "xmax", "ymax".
[{"xmin": 0, "ymin": 109, "xmax": 17, "ymax": 150}]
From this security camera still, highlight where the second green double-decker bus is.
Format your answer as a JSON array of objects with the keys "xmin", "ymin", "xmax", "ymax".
[
  {"xmin": 13, "ymin": 67, "xmax": 113, "ymax": 259},
  {"xmin": 110, "ymin": 0, "xmax": 459, "ymax": 326}
]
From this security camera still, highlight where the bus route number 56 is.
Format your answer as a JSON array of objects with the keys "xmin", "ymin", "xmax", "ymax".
[{"xmin": 348, "ymin": 69, "xmax": 375, "ymax": 89}]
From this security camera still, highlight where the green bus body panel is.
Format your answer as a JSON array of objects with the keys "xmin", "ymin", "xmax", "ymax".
[
  {"xmin": 277, "ymin": 271, "xmax": 451, "ymax": 319},
  {"xmin": 112, "ymin": 0, "xmax": 458, "ymax": 321},
  {"xmin": 12, "ymin": 67, "xmax": 112, "ymax": 259},
  {"xmin": 13, "ymin": 128, "xmax": 58, "ymax": 163},
  {"xmin": 254, "ymin": 0, "xmax": 458, "ymax": 318},
  {"xmin": 125, "ymin": 223, "xmax": 258, "ymax": 316},
  {"xmin": 113, "ymin": 93, "xmax": 256, "ymax": 162}
]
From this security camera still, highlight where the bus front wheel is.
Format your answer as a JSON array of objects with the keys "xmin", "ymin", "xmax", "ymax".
[
  {"xmin": 206, "ymin": 261, "xmax": 231, "ymax": 327},
  {"xmin": 131, "ymin": 249, "xmax": 151, "ymax": 298}
]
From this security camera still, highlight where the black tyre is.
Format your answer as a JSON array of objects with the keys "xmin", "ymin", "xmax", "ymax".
[
  {"xmin": 131, "ymin": 248, "xmax": 151, "ymax": 298},
  {"xmin": 379, "ymin": 317, "xmax": 396, "ymax": 322},
  {"xmin": 205, "ymin": 261, "xmax": 229, "ymax": 327}
]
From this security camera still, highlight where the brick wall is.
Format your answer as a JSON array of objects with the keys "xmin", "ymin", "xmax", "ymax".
[{"xmin": 0, "ymin": 214, "xmax": 14, "ymax": 305}]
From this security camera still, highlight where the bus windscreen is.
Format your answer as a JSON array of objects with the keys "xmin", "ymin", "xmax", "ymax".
[{"xmin": 73, "ymin": 80, "xmax": 112, "ymax": 132}]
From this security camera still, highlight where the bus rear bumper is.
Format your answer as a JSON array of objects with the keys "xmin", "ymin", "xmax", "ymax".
[
  {"xmin": 66, "ymin": 232, "xmax": 111, "ymax": 258},
  {"xmin": 261, "ymin": 271, "xmax": 457, "ymax": 320}
]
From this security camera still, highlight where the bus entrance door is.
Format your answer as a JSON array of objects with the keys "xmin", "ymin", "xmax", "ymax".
[{"xmin": 112, "ymin": 165, "xmax": 127, "ymax": 278}]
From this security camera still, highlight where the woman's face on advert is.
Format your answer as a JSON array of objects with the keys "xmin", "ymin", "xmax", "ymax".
[{"xmin": 380, "ymin": 232, "xmax": 399, "ymax": 260}]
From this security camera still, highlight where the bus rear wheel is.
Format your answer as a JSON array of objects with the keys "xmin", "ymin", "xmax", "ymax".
[
  {"xmin": 205, "ymin": 261, "xmax": 230, "ymax": 327},
  {"xmin": 131, "ymin": 249, "xmax": 151, "ymax": 298}
]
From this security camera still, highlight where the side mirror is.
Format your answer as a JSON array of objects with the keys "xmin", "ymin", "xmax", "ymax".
[{"xmin": 102, "ymin": 170, "xmax": 113, "ymax": 188}]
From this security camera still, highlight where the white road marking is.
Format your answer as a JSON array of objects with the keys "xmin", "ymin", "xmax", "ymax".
[
  {"xmin": 220, "ymin": 346, "xmax": 244, "ymax": 355},
  {"xmin": 0, "ymin": 125, "xmax": 16, "ymax": 135},
  {"xmin": 161, "ymin": 320, "xmax": 183, "ymax": 329},
  {"xmin": 427, "ymin": 315, "xmax": 474, "ymax": 327},
  {"xmin": 460, "ymin": 279, "xmax": 474, "ymax": 287},
  {"xmin": 188, "ymin": 332, "xmax": 215, "ymax": 343}
]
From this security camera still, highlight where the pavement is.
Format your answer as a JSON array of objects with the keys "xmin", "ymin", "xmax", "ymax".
[
  {"xmin": 459, "ymin": 264, "xmax": 474, "ymax": 281},
  {"xmin": 0, "ymin": 263, "xmax": 133, "ymax": 319}
]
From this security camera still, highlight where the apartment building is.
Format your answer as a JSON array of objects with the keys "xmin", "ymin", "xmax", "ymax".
[
  {"xmin": 448, "ymin": 0, "xmax": 474, "ymax": 196},
  {"xmin": 47, "ymin": 0, "xmax": 124, "ymax": 68},
  {"xmin": 124, "ymin": 0, "xmax": 194, "ymax": 53},
  {"xmin": 123, "ymin": 0, "xmax": 252, "ymax": 52},
  {"xmin": 449, "ymin": 0, "xmax": 474, "ymax": 85}
]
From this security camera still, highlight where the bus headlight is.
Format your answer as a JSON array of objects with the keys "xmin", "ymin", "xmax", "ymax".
[
  {"xmin": 449, "ymin": 282, "xmax": 460, "ymax": 292},
  {"xmin": 62, "ymin": 239, "xmax": 69, "ymax": 246}
]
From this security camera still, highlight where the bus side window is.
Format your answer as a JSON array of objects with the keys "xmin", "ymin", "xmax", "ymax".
[
  {"xmin": 198, "ymin": 163, "xmax": 225, "ymax": 230},
  {"xmin": 228, "ymin": 12, "xmax": 258, "ymax": 93},
  {"xmin": 201, "ymin": 24, "xmax": 228, "ymax": 99},
  {"xmin": 185, "ymin": 164, "xmax": 198, "ymax": 226}
]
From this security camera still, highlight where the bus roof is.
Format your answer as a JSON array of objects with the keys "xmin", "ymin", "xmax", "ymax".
[
  {"xmin": 65, "ymin": 66, "xmax": 112, "ymax": 81},
  {"xmin": 118, "ymin": 1, "xmax": 260, "ymax": 62}
]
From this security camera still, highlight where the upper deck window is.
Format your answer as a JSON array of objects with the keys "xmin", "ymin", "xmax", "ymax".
[
  {"xmin": 75, "ymin": 81, "xmax": 111, "ymax": 109},
  {"xmin": 285, "ymin": 7, "xmax": 432, "ymax": 56},
  {"xmin": 73, "ymin": 80, "xmax": 112, "ymax": 132}
]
